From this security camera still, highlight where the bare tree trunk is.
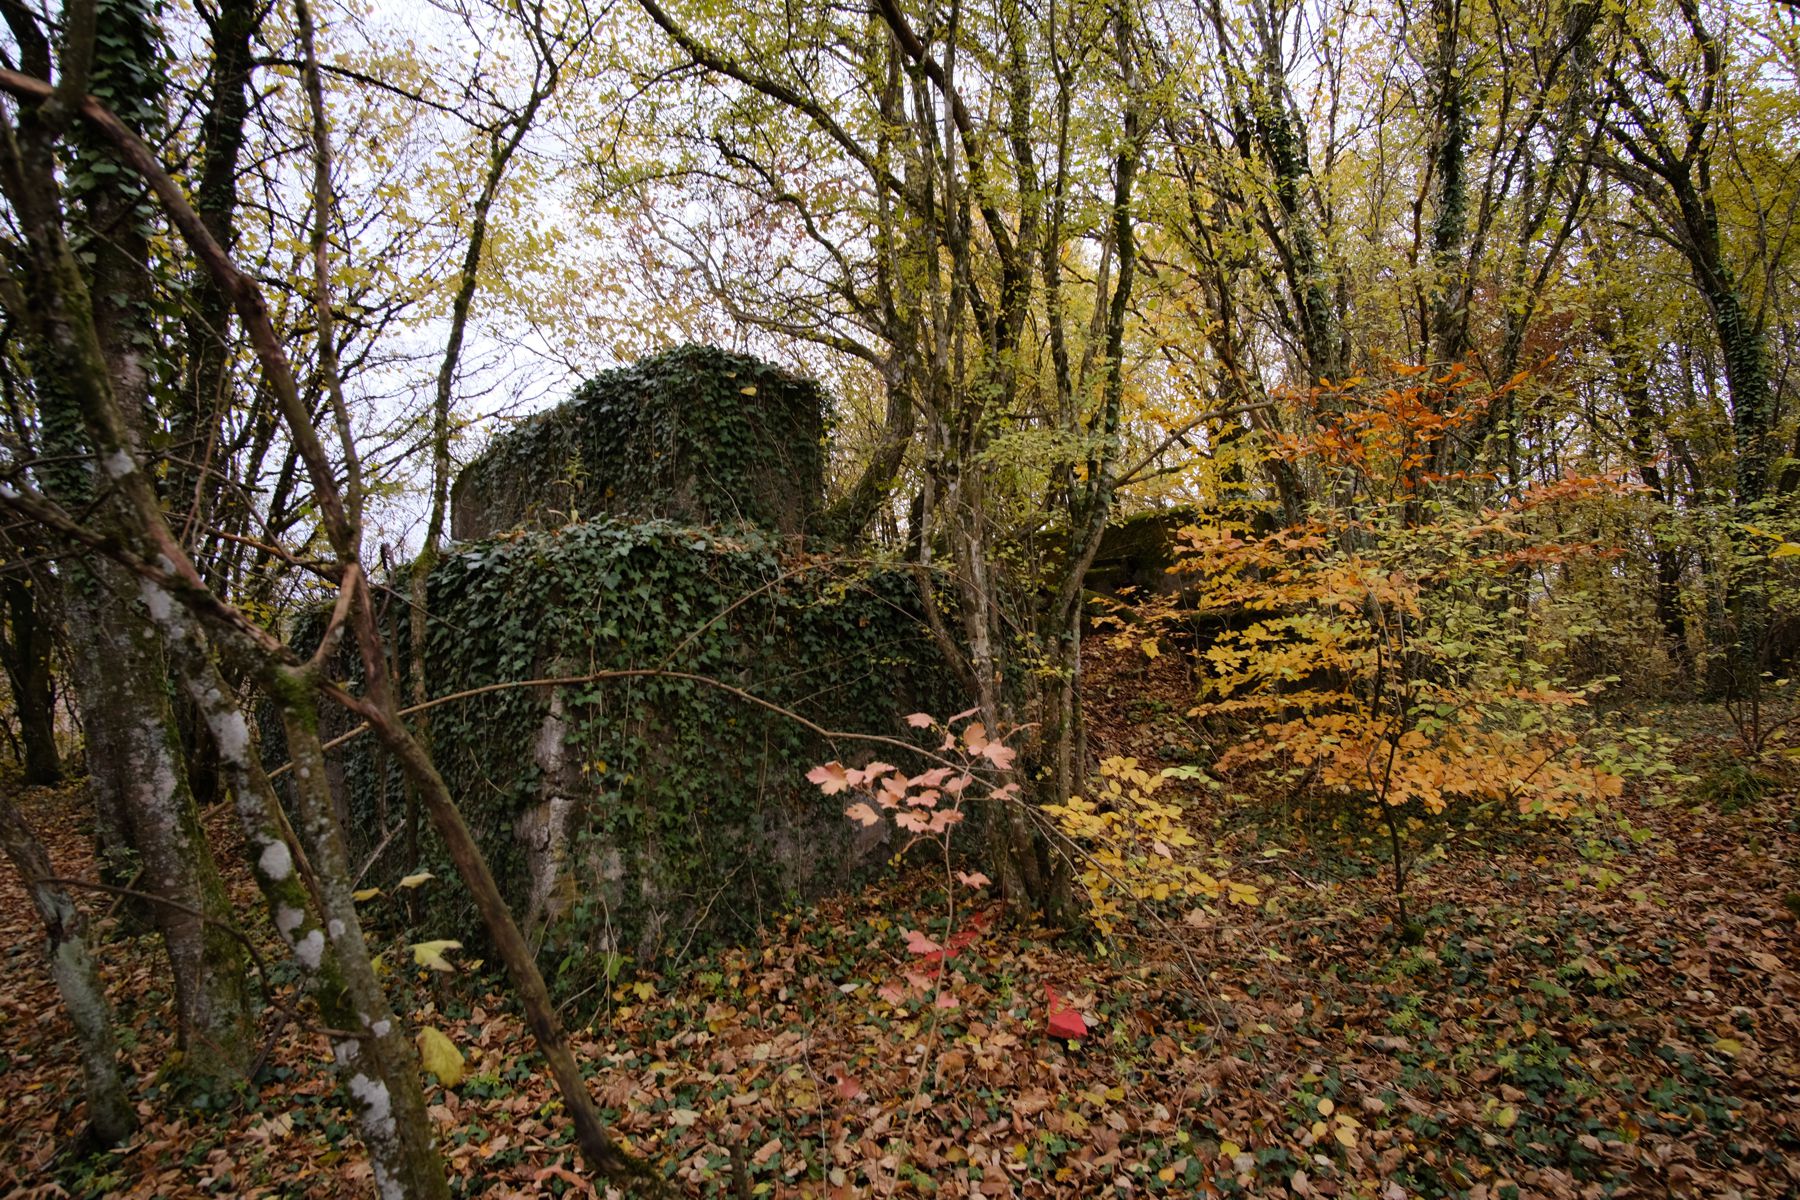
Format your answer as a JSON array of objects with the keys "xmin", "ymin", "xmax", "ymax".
[{"xmin": 0, "ymin": 784, "xmax": 136, "ymax": 1146}]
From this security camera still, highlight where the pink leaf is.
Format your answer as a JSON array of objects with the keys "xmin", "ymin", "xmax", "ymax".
[
  {"xmin": 907, "ymin": 789, "xmax": 940, "ymax": 808},
  {"xmin": 895, "ymin": 811, "xmax": 931, "ymax": 833},
  {"xmin": 935, "ymin": 991, "xmax": 960, "ymax": 1009},
  {"xmin": 903, "ymin": 928, "xmax": 941, "ymax": 956},
  {"xmin": 950, "ymin": 706, "xmax": 981, "ymax": 723},
  {"xmin": 834, "ymin": 1073, "xmax": 864, "ymax": 1100},
  {"xmin": 927, "ymin": 809, "xmax": 965, "ymax": 832},
  {"xmin": 963, "ymin": 722, "xmax": 990, "ymax": 752},
  {"xmin": 944, "ymin": 773, "xmax": 973, "ymax": 794},
  {"xmin": 847, "ymin": 761, "xmax": 897, "ymax": 787},
  {"xmin": 981, "ymin": 741, "xmax": 1017, "ymax": 770},
  {"xmin": 806, "ymin": 762, "xmax": 851, "ymax": 795},
  {"xmin": 844, "ymin": 801, "xmax": 882, "ymax": 827},
  {"xmin": 877, "ymin": 982, "xmax": 906, "ymax": 1004},
  {"xmin": 905, "ymin": 712, "xmax": 935, "ymax": 728},
  {"xmin": 956, "ymin": 870, "xmax": 991, "ymax": 889},
  {"xmin": 912, "ymin": 767, "xmax": 954, "ymax": 788}
]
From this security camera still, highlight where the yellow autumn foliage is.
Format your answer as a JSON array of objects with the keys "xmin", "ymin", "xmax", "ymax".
[{"xmin": 1046, "ymin": 757, "xmax": 1258, "ymax": 936}]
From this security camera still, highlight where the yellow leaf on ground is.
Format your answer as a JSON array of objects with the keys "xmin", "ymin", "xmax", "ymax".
[{"xmin": 416, "ymin": 1027, "xmax": 464, "ymax": 1087}]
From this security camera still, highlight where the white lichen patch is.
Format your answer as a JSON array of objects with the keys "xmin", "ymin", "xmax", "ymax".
[
  {"xmin": 371, "ymin": 1159, "xmax": 404, "ymax": 1200},
  {"xmin": 138, "ymin": 580, "xmax": 174, "ymax": 622},
  {"xmin": 328, "ymin": 918, "xmax": 346, "ymax": 939},
  {"xmin": 213, "ymin": 710, "xmax": 251, "ymax": 764},
  {"xmin": 275, "ymin": 905, "xmax": 307, "ymax": 939},
  {"xmin": 102, "ymin": 449, "xmax": 135, "ymax": 479},
  {"xmin": 258, "ymin": 839, "xmax": 293, "ymax": 882},
  {"xmin": 295, "ymin": 928, "xmax": 325, "ymax": 970},
  {"xmin": 348, "ymin": 1072, "xmax": 396, "ymax": 1139},
  {"xmin": 369, "ymin": 1018, "xmax": 391, "ymax": 1039}
]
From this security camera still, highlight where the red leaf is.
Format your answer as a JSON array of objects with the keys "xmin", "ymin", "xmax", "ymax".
[{"xmin": 1046, "ymin": 986, "xmax": 1088, "ymax": 1040}]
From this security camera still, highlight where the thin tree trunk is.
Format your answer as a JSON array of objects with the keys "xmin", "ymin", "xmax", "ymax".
[{"xmin": 0, "ymin": 784, "xmax": 137, "ymax": 1146}]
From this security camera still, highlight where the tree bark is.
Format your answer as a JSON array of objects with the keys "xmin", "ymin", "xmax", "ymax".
[{"xmin": 0, "ymin": 783, "xmax": 137, "ymax": 1146}]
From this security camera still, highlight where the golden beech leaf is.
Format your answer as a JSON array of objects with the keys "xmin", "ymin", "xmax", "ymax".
[
  {"xmin": 398, "ymin": 871, "xmax": 435, "ymax": 889},
  {"xmin": 410, "ymin": 939, "xmax": 463, "ymax": 972},
  {"xmin": 351, "ymin": 887, "xmax": 382, "ymax": 902},
  {"xmin": 416, "ymin": 1026, "xmax": 464, "ymax": 1087}
]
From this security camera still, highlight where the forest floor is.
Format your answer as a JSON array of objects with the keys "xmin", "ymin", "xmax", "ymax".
[{"xmin": 2, "ymin": 646, "xmax": 1798, "ymax": 1199}]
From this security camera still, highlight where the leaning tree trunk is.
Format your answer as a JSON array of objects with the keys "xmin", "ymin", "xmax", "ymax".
[
  {"xmin": 144, "ymin": 576, "xmax": 452, "ymax": 1196},
  {"xmin": 0, "ymin": 784, "xmax": 136, "ymax": 1146},
  {"xmin": 272, "ymin": 675, "xmax": 451, "ymax": 1199}
]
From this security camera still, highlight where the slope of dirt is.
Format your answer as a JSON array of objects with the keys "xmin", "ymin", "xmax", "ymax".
[{"xmin": 1, "ymin": 645, "xmax": 1797, "ymax": 1198}]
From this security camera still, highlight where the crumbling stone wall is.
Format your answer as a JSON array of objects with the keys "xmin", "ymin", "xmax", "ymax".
[{"xmin": 305, "ymin": 347, "xmax": 953, "ymax": 989}]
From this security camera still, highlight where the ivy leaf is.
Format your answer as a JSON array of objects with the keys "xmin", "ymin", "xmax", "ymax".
[{"xmin": 416, "ymin": 1026, "xmax": 464, "ymax": 1087}]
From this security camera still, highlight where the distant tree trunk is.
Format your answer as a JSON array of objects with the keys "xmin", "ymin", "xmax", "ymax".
[
  {"xmin": 1598, "ymin": 1, "xmax": 1776, "ymax": 697},
  {"xmin": 0, "ymin": 564, "xmax": 62, "ymax": 784},
  {"xmin": 0, "ymin": 786, "xmax": 136, "ymax": 1146}
]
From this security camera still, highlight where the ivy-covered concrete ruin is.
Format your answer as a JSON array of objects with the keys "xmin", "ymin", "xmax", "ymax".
[{"xmin": 313, "ymin": 346, "xmax": 955, "ymax": 988}]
